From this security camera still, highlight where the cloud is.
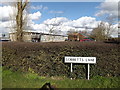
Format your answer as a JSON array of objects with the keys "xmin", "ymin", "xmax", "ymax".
[
  {"xmin": 0, "ymin": 5, "xmax": 42, "ymax": 21},
  {"xmin": 63, "ymin": 16, "xmax": 100, "ymax": 29},
  {"xmin": 43, "ymin": 17, "xmax": 69, "ymax": 25},
  {"xmin": 95, "ymin": 0, "xmax": 119, "ymax": 21},
  {"xmin": 43, "ymin": 16, "xmax": 100, "ymax": 29},
  {"xmin": 29, "ymin": 16, "xmax": 101, "ymax": 35},
  {"xmin": 49, "ymin": 10, "xmax": 64, "ymax": 14},
  {"xmin": 0, "ymin": 5, "xmax": 42, "ymax": 37},
  {"xmin": 30, "ymin": 5, "xmax": 48, "ymax": 10},
  {"xmin": 32, "ymin": 24, "xmax": 46, "ymax": 31},
  {"xmin": 31, "ymin": 17, "xmax": 70, "ymax": 34},
  {"xmin": 31, "ymin": 16, "xmax": 118, "ymax": 37},
  {"xmin": 110, "ymin": 23, "xmax": 118, "ymax": 37},
  {"xmin": 0, "ymin": 21, "xmax": 13, "ymax": 37},
  {"xmin": 29, "ymin": 11, "xmax": 42, "ymax": 20},
  {"xmin": 0, "ymin": 5, "xmax": 17, "ymax": 22}
]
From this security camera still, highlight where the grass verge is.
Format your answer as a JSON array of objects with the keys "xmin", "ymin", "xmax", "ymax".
[{"xmin": 2, "ymin": 68, "xmax": 120, "ymax": 88}]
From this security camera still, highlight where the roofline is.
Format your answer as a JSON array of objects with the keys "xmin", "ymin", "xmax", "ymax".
[
  {"xmin": 9, "ymin": 31, "xmax": 68, "ymax": 37},
  {"xmin": 68, "ymin": 32, "xmax": 89, "ymax": 37}
]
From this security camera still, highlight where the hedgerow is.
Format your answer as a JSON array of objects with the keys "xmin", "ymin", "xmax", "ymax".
[{"xmin": 2, "ymin": 41, "xmax": 120, "ymax": 79}]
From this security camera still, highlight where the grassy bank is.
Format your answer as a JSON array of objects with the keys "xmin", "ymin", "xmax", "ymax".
[{"xmin": 2, "ymin": 68, "xmax": 120, "ymax": 88}]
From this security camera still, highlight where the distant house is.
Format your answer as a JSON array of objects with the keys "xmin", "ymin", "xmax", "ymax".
[
  {"xmin": 0, "ymin": 34, "xmax": 10, "ymax": 42},
  {"xmin": 68, "ymin": 32, "xmax": 88, "ymax": 41},
  {"xmin": 9, "ymin": 31, "xmax": 68, "ymax": 42}
]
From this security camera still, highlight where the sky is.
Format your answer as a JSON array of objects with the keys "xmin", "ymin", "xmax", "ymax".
[
  {"xmin": 30, "ymin": 2, "xmax": 101, "ymax": 24},
  {"xmin": 0, "ymin": 0, "xmax": 119, "ymax": 37}
]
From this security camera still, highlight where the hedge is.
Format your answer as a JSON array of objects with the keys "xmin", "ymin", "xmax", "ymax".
[{"xmin": 2, "ymin": 41, "xmax": 120, "ymax": 79}]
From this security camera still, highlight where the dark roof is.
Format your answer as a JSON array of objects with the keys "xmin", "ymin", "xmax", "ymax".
[
  {"xmin": 9, "ymin": 31, "xmax": 68, "ymax": 37},
  {"xmin": 68, "ymin": 32, "xmax": 88, "ymax": 38},
  {"xmin": 40, "ymin": 33, "xmax": 67, "ymax": 37}
]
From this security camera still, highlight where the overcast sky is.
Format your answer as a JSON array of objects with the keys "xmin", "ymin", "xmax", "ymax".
[{"xmin": 0, "ymin": 0, "xmax": 119, "ymax": 37}]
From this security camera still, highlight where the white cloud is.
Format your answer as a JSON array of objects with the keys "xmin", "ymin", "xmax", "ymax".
[
  {"xmin": 0, "ymin": 5, "xmax": 17, "ymax": 21},
  {"xmin": 110, "ymin": 24, "xmax": 118, "ymax": 37},
  {"xmin": 43, "ymin": 17, "xmax": 69, "ymax": 25},
  {"xmin": 31, "ymin": 16, "xmax": 118, "ymax": 37},
  {"xmin": 49, "ymin": 10, "xmax": 64, "ymax": 14},
  {"xmin": 103, "ymin": 0, "xmax": 119, "ymax": 2},
  {"xmin": 0, "ymin": 5, "xmax": 42, "ymax": 37},
  {"xmin": 43, "ymin": 16, "xmax": 100, "ymax": 29},
  {"xmin": 95, "ymin": 0, "xmax": 119, "ymax": 21},
  {"xmin": 62, "ymin": 16, "xmax": 100, "ymax": 29},
  {"xmin": 0, "ymin": 21, "xmax": 12, "ymax": 37},
  {"xmin": 43, "ymin": 7, "xmax": 48, "ymax": 10},
  {"xmin": 0, "ymin": 5, "xmax": 42, "ymax": 21},
  {"xmin": 29, "ymin": 11, "xmax": 41, "ymax": 20},
  {"xmin": 30, "ymin": 16, "xmax": 100, "ymax": 35},
  {"xmin": 30, "ymin": 5, "xmax": 48, "ymax": 10},
  {"xmin": 32, "ymin": 24, "xmax": 46, "ymax": 31},
  {"xmin": 31, "ymin": 5, "xmax": 43, "ymax": 10}
]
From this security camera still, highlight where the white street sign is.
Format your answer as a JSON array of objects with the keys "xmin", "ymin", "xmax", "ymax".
[{"xmin": 65, "ymin": 56, "xmax": 96, "ymax": 64}]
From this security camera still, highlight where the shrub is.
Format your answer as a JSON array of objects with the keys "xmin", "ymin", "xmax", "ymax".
[{"xmin": 2, "ymin": 41, "xmax": 120, "ymax": 79}]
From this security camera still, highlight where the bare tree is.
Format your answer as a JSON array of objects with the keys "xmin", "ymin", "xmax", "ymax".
[
  {"xmin": 44, "ymin": 19, "xmax": 62, "ymax": 34},
  {"xmin": 67, "ymin": 28, "xmax": 81, "ymax": 34},
  {"xmin": 98, "ymin": 10, "xmax": 117, "ymax": 40},
  {"xmin": 15, "ymin": 0, "xmax": 29, "ymax": 42},
  {"xmin": 2, "ymin": 1, "xmax": 29, "ymax": 42},
  {"xmin": 90, "ymin": 22, "xmax": 107, "ymax": 41},
  {"xmin": 10, "ymin": 0, "xmax": 28, "ymax": 42},
  {"xmin": 44, "ymin": 18, "xmax": 63, "ymax": 41},
  {"xmin": 105, "ymin": 23, "xmax": 113, "ymax": 40}
]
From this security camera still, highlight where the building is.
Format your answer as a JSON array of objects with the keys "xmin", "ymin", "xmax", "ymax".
[
  {"xmin": 118, "ymin": 26, "xmax": 120, "ymax": 38},
  {"xmin": 0, "ymin": 34, "xmax": 10, "ymax": 42},
  {"xmin": 9, "ymin": 31, "xmax": 68, "ymax": 42},
  {"xmin": 68, "ymin": 32, "xmax": 88, "ymax": 41}
]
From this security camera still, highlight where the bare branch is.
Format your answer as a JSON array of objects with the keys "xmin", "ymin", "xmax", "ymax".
[{"xmin": 22, "ymin": 0, "xmax": 29, "ymax": 11}]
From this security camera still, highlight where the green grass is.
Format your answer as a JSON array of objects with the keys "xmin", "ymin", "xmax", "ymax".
[{"xmin": 2, "ymin": 68, "xmax": 120, "ymax": 88}]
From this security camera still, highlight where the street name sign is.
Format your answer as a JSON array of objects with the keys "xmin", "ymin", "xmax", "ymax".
[{"xmin": 65, "ymin": 56, "xmax": 96, "ymax": 64}]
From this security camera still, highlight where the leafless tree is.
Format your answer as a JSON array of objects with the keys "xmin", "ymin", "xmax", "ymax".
[
  {"xmin": 67, "ymin": 28, "xmax": 79, "ymax": 35},
  {"xmin": 44, "ymin": 18, "xmax": 63, "ymax": 41},
  {"xmin": 44, "ymin": 19, "xmax": 62, "ymax": 34},
  {"xmin": 99, "ymin": 11, "xmax": 117, "ymax": 40},
  {"xmin": 2, "ymin": 0, "xmax": 29, "ymax": 42},
  {"xmin": 14, "ymin": 0, "xmax": 29, "ymax": 42},
  {"xmin": 90, "ymin": 22, "xmax": 107, "ymax": 41},
  {"xmin": 8, "ymin": 0, "xmax": 29, "ymax": 42},
  {"xmin": 105, "ymin": 23, "xmax": 113, "ymax": 40}
]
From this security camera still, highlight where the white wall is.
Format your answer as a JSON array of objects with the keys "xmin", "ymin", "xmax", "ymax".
[
  {"xmin": 41, "ymin": 35, "xmax": 68, "ymax": 42},
  {"xmin": 9, "ymin": 33, "xmax": 16, "ymax": 41},
  {"xmin": 9, "ymin": 32, "xmax": 68, "ymax": 42}
]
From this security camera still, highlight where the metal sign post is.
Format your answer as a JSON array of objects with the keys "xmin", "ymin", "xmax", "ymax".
[
  {"xmin": 70, "ymin": 63, "xmax": 73, "ymax": 80},
  {"xmin": 88, "ymin": 64, "xmax": 90, "ymax": 80},
  {"xmin": 71, "ymin": 63, "xmax": 73, "ymax": 72}
]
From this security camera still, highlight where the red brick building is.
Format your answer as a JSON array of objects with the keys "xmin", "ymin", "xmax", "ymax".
[{"xmin": 68, "ymin": 32, "xmax": 87, "ymax": 41}]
